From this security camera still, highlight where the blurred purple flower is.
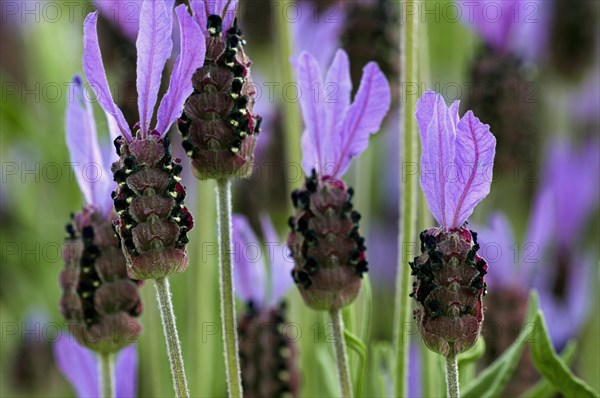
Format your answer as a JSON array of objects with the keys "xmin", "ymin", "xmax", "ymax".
[
  {"xmin": 54, "ymin": 334, "xmax": 137, "ymax": 398},
  {"xmin": 457, "ymin": 0, "xmax": 550, "ymax": 61},
  {"xmin": 232, "ymin": 214, "xmax": 294, "ymax": 309},
  {"xmin": 66, "ymin": 75, "xmax": 120, "ymax": 217},
  {"xmin": 527, "ymin": 138, "xmax": 600, "ymax": 252},
  {"xmin": 294, "ymin": 49, "xmax": 391, "ymax": 178},
  {"xmin": 416, "ymin": 91, "xmax": 496, "ymax": 229},
  {"xmin": 477, "ymin": 210, "xmax": 593, "ymax": 349},
  {"xmin": 189, "ymin": 0, "xmax": 238, "ymax": 37},
  {"xmin": 83, "ymin": 0, "xmax": 204, "ymax": 141},
  {"xmin": 291, "ymin": 0, "xmax": 345, "ymax": 68}
]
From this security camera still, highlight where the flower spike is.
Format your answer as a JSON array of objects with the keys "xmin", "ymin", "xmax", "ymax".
[
  {"xmin": 411, "ymin": 91, "xmax": 496, "ymax": 358},
  {"xmin": 61, "ymin": 76, "xmax": 143, "ymax": 354},
  {"xmin": 288, "ymin": 49, "xmax": 390, "ymax": 311},
  {"xmin": 83, "ymin": 1, "xmax": 205, "ymax": 280}
]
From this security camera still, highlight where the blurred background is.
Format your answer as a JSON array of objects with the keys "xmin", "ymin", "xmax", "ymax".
[{"xmin": 1, "ymin": 0, "xmax": 598, "ymax": 397}]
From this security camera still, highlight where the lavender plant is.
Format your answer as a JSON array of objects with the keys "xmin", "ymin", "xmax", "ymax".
[
  {"xmin": 177, "ymin": 1, "xmax": 261, "ymax": 395},
  {"xmin": 81, "ymin": 2, "xmax": 205, "ymax": 396},
  {"xmin": 411, "ymin": 91, "xmax": 496, "ymax": 397},
  {"xmin": 60, "ymin": 75, "xmax": 143, "ymax": 397},
  {"xmin": 287, "ymin": 48, "xmax": 391, "ymax": 397},
  {"xmin": 232, "ymin": 214, "xmax": 300, "ymax": 397}
]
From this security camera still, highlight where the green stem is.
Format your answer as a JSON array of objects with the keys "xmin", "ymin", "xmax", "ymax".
[
  {"xmin": 392, "ymin": 2, "xmax": 419, "ymax": 397},
  {"xmin": 216, "ymin": 179, "xmax": 243, "ymax": 398},
  {"xmin": 99, "ymin": 352, "xmax": 114, "ymax": 398},
  {"xmin": 275, "ymin": 0, "xmax": 302, "ymax": 205},
  {"xmin": 446, "ymin": 353, "xmax": 460, "ymax": 398},
  {"xmin": 155, "ymin": 277, "xmax": 190, "ymax": 398},
  {"xmin": 330, "ymin": 309, "xmax": 353, "ymax": 398}
]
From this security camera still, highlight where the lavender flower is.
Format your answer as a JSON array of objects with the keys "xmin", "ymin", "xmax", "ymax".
[
  {"xmin": 82, "ymin": 1, "xmax": 205, "ymax": 279},
  {"xmin": 60, "ymin": 76, "xmax": 142, "ymax": 353},
  {"xmin": 410, "ymin": 91, "xmax": 496, "ymax": 357},
  {"xmin": 287, "ymin": 49, "xmax": 391, "ymax": 311},
  {"xmin": 54, "ymin": 334, "xmax": 137, "ymax": 398},
  {"xmin": 232, "ymin": 214, "xmax": 300, "ymax": 397},
  {"xmin": 525, "ymin": 139, "xmax": 599, "ymax": 347},
  {"xmin": 178, "ymin": 0, "xmax": 261, "ymax": 179}
]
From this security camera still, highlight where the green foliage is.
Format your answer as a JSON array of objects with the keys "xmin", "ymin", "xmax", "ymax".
[
  {"xmin": 520, "ymin": 340, "xmax": 577, "ymax": 398},
  {"xmin": 530, "ymin": 312, "xmax": 600, "ymax": 398},
  {"xmin": 462, "ymin": 292, "xmax": 539, "ymax": 398}
]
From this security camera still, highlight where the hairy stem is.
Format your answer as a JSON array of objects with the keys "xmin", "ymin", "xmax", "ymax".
[
  {"xmin": 99, "ymin": 352, "xmax": 114, "ymax": 398},
  {"xmin": 155, "ymin": 277, "xmax": 190, "ymax": 398},
  {"xmin": 216, "ymin": 179, "xmax": 243, "ymax": 398},
  {"xmin": 330, "ymin": 309, "xmax": 353, "ymax": 398},
  {"xmin": 392, "ymin": 1, "xmax": 419, "ymax": 397},
  {"xmin": 446, "ymin": 353, "xmax": 460, "ymax": 398}
]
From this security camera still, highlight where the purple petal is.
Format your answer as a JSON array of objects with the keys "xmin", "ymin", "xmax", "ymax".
[
  {"xmin": 65, "ymin": 75, "xmax": 111, "ymax": 216},
  {"xmin": 83, "ymin": 12, "xmax": 131, "ymax": 140},
  {"xmin": 334, "ymin": 61, "xmax": 390, "ymax": 177},
  {"xmin": 232, "ymin": 215, "xmax": 266, "ymax": 308},
  {"xmin": 525, "ymin": 187, "xmax": 555, "ymax": 259},
  {"xmin": 324, "ymin": 49, "xmax": 352, "ymax": 156},
  {"xmin": 221, "ymin": 0, "xmax": 239, "ymax": 32},
  {"xmin": 115, "ymin": 345, "xmax": 138, "ymax": 398},
  {"xmin": 294, "ymin": 52, "xmax": 327, "ymax": 174},
  {"xmin": 189, "ymin": 0, "xmax": 208, "ymax": 36},
  {"xmin": 446, "ymin": 110, "xmax": 496, "ymax": 228},
  {"xmin": 416, "ymin": 91, "xmax": 456, "ymax": 227},
  {"xmin": 156, "ymin": 5, "xmax": 206, "ymax": 136},
  {"xmin": 475, "ymin": 213, "xmax": 520, "ymax": 288},
  {"xmin": 291, "ymin": 1, "xmax": 344, "ymax": 68},
  {"xmin": 54, "ymin": 334, "xmax": 99, "ymax": 397},
  {"xmin": 136, "ymin": 0, "xmax": 173, "ymax": 136},
  {"xmin": 259, "ymin": 214, "xmax": 294, "ymax": 307},
  {"xmin": 458, "ymin": 0, "xmax": 519, "ymax": 52},
  {"xmin": 509, "ymin": 0, "xmax": 550, "ymax": 61}
]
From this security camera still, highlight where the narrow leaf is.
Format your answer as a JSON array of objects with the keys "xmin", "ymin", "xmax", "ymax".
[
  {"xmin": 530, "ymin": 312, "xmax": 599, "ymax": 398},
  {"xmin": 520, "ymin": 341, "xmax": 578, "ymax": 398},
  {"xmin": 344, "ymin": 329, "xmax": 367, "ymax": 398}
]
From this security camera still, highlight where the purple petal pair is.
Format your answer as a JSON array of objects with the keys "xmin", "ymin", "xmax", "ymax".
[
  {"xmin": 83, "ymin": 0, "xmax": 205, "ymax": 279},
  {"xmin": 232, "ymin": 215, "xmax": 300, "ymax": 397},
  {"xmin": 178, "ymin": 0, "xmax": 262, "ymax": 180},
  {"xmin": 61, "ymin": 76, "xmax": 142, "ymax": 353},
  {"xmin": 288, "ymin": 49, "xmax": 391, "ymax": 311},
  {"xmin": 411, "ymin": 91, "xmax": 496, "ymax": 357},
  {"xmin": 54, "ymin": 334, "xmax": 137, "ymax": 398}
]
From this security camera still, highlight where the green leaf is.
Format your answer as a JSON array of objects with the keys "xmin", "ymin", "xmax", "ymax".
[
  {"xmin": 520, "ymin": 340, "xmax": 577, "ymax": 398},
  {"xmin": 462, "ymin": 291, "xmax": 539, "ymax": 398},
  {"xmin": 345, "ymin": 328, "xmax": 368, "ymax": 397},
  {"xmin": 368, "ymin": 342, "xmax": 394, "ymax": 398},
  {"xmin": 530, "ymin": 312, "xmax": 599, "ymax": 398},
  {"xmin": 458, "ymin": 337, "xmax": 486, "ymax": 387}
]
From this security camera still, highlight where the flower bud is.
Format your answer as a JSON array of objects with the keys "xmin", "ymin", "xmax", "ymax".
[
  {"xmin": 238, "ymin": 302, "xmax": 300, "ymax": 398},
  {"xmin": 111, "ymin": 134, "xmax": 193, "ymax": 280},
  {"xmin": 179, "ymin": 16, "xmax": 261, "ymax": 180},
  {"xmin": 287, "ymin": 170, "xmax": 367, "ymax": 311},
  {"xmin": 410, "ymin": 227, "xmax": 488, "ymax": 357},
  {"xmin": 60, "ymin": 207, "xmax": 142, "ymax": 353}
]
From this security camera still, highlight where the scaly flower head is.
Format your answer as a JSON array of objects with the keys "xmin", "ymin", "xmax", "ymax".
[
  {"xmin": 54, "ymin": 334, "xmax": 138, "ymax": 398},
  {"xmin": 61, "ymin": 76, "xmax": 143, "ymax": 353},
  {"xmin": 179, "ymin": 0, "xmax": 261, "ymax": 179},
  {"xmin": 287, "ymin": 49, "xmax": 391, "ymax": 311},
  {"xmin": 410, "ymin": 91, "xmax": 496, "ymax": 357},
  {"xmin": 232, "ymin": 214, "xmax": 300, "ymax": 397},
  {"xmin": 83, "ymin": 0, "xmax": 205, "ymax": 280}
]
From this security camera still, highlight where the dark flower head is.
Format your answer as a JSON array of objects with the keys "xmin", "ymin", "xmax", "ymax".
[
  {"xmin": 61, "ymin": 76, "xmax": 142, "ymax": 353},
  {"xmin": 413, "ymin": 91, "xmax": 496, "ymax": 357},
  {"xmin": 232, "ymin": 215, "xmax": 300, "ymax": 397},
  {"xmin": 83, "ymin": 1, "xmax": 205, "ymax": 279},
  {"xmin": 287, "ymin": 50, "xmax": 390, "ymax": 311},
  {"xmin": 179, "ymin": 0, "xmax": 261, "ymax": 180}
]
